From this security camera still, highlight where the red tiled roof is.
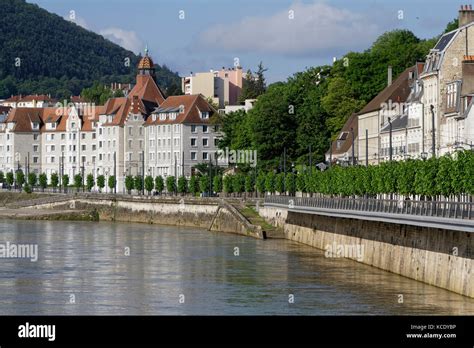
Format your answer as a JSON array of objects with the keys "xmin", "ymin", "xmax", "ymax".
[
  {"xmin": 146, "ymin": 94, "xmax": 216, "ymax": 125},
  {"xmin": 129, "ymin": 75, "xmax": 165, "ymax": 104}
]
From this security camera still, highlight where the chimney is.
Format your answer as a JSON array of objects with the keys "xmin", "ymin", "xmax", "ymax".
[
  {"xmin": 459, "ymin": 4, "xmax": 474, "ymax": 27},
  {"xmin": 387, "ymin": 66, "xmax": 393, "ymax": 86}
]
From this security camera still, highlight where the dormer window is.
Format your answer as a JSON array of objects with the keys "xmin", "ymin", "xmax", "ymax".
[
  {"xmin": 51, "ymin": 122, "xmax": 56, "ymax": 129},
  {"xmin": 200, "ymin": 111, "xmax": 209, "ymax": 119},
  {"xmin": 152, "ymin": 114, "xmax": 157, "ymax": 121},
  {"xmin": 108, "ymin": 115, "xmax": 113, "ymax": 123},
  {"xmin": 32, "ymin": 122, "xmax": 39, "ymax": 130},
  {"xmin": 160, "ymin": 113, "xmax": 166, "ymax": 121}
]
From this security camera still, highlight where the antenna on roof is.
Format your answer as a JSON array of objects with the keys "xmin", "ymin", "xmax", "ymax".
[{"xmin": 144, "ymin": 44, "xmax": 148, "ymax": 56}]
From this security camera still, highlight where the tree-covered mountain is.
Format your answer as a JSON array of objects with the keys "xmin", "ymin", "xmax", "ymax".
[{"xmin": 0, "ymin": 0, "xmax": 181, "ymax": 99}]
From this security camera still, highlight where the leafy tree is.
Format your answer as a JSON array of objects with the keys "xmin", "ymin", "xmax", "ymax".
[
  {"xmin": 96, "ymin": 175, "xmax": 105, "ymax": 193},
  {"xmin": 125, "ymin": 175, "xmax": 134, "ymax": 194},
  {"xmin": 39, "ymin": 173, "xmax": 47, "ymax": 192},
  {"xmin": 231, "ymin": 174, "xmax": 245, "ymax": 196},
  {"xmin": 285, "ymin": 172, "xmax": 296, "ymax": 195},
  {"xmin": 134, "ymin": 176, "xmax": 143, "ymax": 194},
  {"xmin": 189, "ymin": 175, "xmax": 199, "ymax": 196},
  {"xmin": 256, "ymin": 172, "xmax": 266, "ymax": 195},
  {"xmin": 86, "ymin": 174, "xmax": 94, "ymax": 192},
  {"xmin": 0, "ymin": 171, "xmax": 5, "ymax": 184},
  {"xmin": 265, "ymin": 172, "xmax": 276, "ymax": 194},
  {"xmin": 27, "ymin": 172, "xmax": 37, "ymax": 188},
  {"xmin": 16, "ymin": 170, "xmax": 25, "ymax": 189},
  {"xmin": 177, "ymin": 176, "xmax": 188, "ymax": 195},
  {"xmin": 73, "ymin": 174, "xmax": 83, "ymax": 192},
  {"xmin": 154, "ymin": 176, "xmax": 164, "ymax": 194},
  {"xmin": 144, "ymin": 175, "xmax": 154, "ymax": 195},
  {"xmin": 244, "ymin": 174, "xmax": 255, "ymax": 194},
  {"xmin": 166, "ymin": 176, "xmax": 176, "ymax": 194},
  {"xmin": 6, "ymin": 172, "xmax": 14, "ymax": 189},
  {"xmin": 223, "ymin": 175, "xmax": 233, "ymax": 195},
  {"xmin": 213, "ymin": 175, "xmax": 223, "ymax": 193},
  {"xmin": 108, "ymin": 175, "xmax": 116, "ymax": 193},
  {"xmin": 275, "ymin": 173, "xmax": 285, "ymax": 194},
  {"xmin": 199, "ymin": 175, "xmax": 210, "ymax": 194},
  {"xmin": 50, "ymin": 173, "xmax": 58, "ymax": 191},
  {"xmin": 62, "ymin": 174, "xmax": 69, "ymax": 193}
]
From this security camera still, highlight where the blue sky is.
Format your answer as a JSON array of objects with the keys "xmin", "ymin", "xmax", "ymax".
[{"xmin": 30, "ymin": 0, "xmax": 459, "ymax": 83}]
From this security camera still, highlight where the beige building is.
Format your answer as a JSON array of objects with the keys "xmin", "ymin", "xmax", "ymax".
[
  {"xmin": 182, "ymin": 67, "xmax": 244, "ymax": 108},
  {"xmin": 420, "ymin": 5, "xmax": 474, "ymax": 155}
]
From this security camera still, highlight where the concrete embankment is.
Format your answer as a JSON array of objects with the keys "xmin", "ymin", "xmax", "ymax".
[
  {"xmin": 0, "ymin": 193, "xmax": 265, "ymax": 239},
  {"xmin": 259, "ymin": 205, "xmax": 473, "ymax": 298}
]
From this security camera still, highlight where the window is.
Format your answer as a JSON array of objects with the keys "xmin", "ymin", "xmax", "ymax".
[
  {"xmin": 51, "ymin": 134, "xmax": 55, "ymax": 140},
  {"xmin": 82, "ymin": 156, "xmax": 86, "ymax": 163},
  {"xmin": 61, "ymin": 133, "xmax": 65, "ymax": 140},
  {"xmin": 33, "ymin": 134, "xmax": 39, "ymax": 141},
  {"xmin": 92, "ymin": 145, "xmax": 96, "ymax": 151},
  {"xmin": 201, "ymin": 111, "xmax": 209, "ymax": 119},
  {"xmin": 71, "ymin": 122, "xmax": 76, "ymax": 129},
  {"xmin": 191, "ymin": 152, "xmax": 197, "ymax": 160},
  {"xmin": 140, "ymin": 140, "xmax": 143, "ymax": 149},
  {"xmin": 139, "ymin": 127, "xmax": 143, "ymax": 136},
  {"xmin": 203, "ymin": 138, "xmax": 209, "ymax": 147},
  {"xmin": 128, "ymin": 140, "xmax": 132, "ymax": 149},
  {"xmin": 33, "ymin": 145, "xmax": 39, "ymax": 152},
  {"xmin": 191, "ymin": 125, "xmax": 197, "ymax": 133},
  {"xmin": 447, "ymin": 82, "xmax": 458, "ymax": 109},
  {"xmin": 50, "ymin": 156, "xmax": 55, "ymax": 163},
  {"xmin": 214, "ymin": 138, "xmax": 219, "ymax": 147},
  {"xmin": 61, "ymin": 145, "xmax": 65, "ymax": 152},
  {"xmin": 203, "ymin": 152, "xmax": 208, "ymax": 160},
  {"xmin": 128, "ymin": 127, "xmax": 133, "ymax": 136},
  {"xmin": 203, "ymin": 125, "xmax": 208, "ymax": 133},
  {"xmin": 191, "ymin": 138, "xmax": 197, "ymax": 147},
  {"xmin": 92, "ymin": 156, "xmax": 96, "ymax": 163},
  {"xmin": 51, "ymin": 145, "xmax": 55, "ymax": 152},
  {"xmin": 92, "ymin": 133, "xmax": 96, "ymax": 139},
  {"xmin": 33, "ymin": 157, "xmax": 39, "ymax": 164},
  {"xmin": 82, "ymin": 145, "xmax": 86, "ymax": 151}
]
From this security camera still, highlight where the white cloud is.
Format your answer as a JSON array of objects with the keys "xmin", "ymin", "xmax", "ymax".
[
  {"xmin": 198, "ymin": 1, "xmax": 381, "ymax": 57},
  {"xmin": 99, "ymin": 27, "xmax": 143, "ymax": 54},
  {"xmin": 64, "ymin": 15, "xmax": 89, "ymax": 30}
]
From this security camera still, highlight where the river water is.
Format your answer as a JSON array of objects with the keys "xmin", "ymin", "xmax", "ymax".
[{"xmin": 0, "ymin": 220, "xmax": 472, "ymax": 315}]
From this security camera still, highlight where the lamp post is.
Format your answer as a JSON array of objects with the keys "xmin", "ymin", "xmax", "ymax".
[
  {"xmin": 388, "ymin": 117, "xmax": 393, "ymax": 162},
  {"xmin": 421, "ymin": 152, "xmax": 428, "ymax": 161},
  {"xmin": 430, "ymin": 104, "xmax": 436, "ymax": 158}
]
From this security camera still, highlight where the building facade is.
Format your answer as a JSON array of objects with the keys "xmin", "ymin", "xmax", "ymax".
[{"xmin": 0, "ymin": 50, "xmax": 221, "ymax": 192}]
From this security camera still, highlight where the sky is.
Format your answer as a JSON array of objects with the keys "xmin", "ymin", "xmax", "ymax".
[{"xmin": 30, "ymin": 0, "xmax": 460, "ymax": 83}]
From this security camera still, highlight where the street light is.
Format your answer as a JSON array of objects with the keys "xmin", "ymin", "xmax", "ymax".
[{"xmin": 420, "ymin": 152, "xmax": 428, "ymax": 161}]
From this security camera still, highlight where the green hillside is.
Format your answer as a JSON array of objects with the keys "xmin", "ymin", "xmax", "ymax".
[{"xmin": 0, "ymin": 0, "xmax": 181, "ymax": 99}]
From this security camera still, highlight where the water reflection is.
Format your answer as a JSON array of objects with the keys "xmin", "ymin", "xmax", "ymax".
[{"xmin": 0, "ymin": 220, "xmax": 472, "ymax": 315}]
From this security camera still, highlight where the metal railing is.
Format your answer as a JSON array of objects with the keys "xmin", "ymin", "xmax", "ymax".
[{"xmin": 264, "ymin": 195, "xmax": 474, "ymax": 220}]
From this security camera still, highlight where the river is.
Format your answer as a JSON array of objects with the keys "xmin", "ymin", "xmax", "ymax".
[{"xmin": 0, "ymin": 220, "xmax": 472, "ymax": 315}]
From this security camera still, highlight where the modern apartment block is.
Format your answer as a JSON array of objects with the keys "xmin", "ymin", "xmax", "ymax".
[
  {"xmin": 181, "ymin": 67, "xmax": 244, "ymax": 108},
  {"xmin": 0, "ymin": 50, "xmax": 221, "ymax": 192}
]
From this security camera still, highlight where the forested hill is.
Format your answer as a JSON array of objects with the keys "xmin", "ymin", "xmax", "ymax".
[{"xmin": 0, "ymin": 0, "xmax": 181, "ymax": 99}]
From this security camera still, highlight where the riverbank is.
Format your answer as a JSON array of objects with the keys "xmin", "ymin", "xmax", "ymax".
[
  {"xmin": 259, "ymin": 203, "xmax": 474, "ymax": 298},
  {"xmin": 0, "ymin": 192, "xmax": 269, "ymax": 239}
]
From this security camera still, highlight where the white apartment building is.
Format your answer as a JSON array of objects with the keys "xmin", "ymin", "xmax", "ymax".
[{"xmin": 0, "ymin": 50, "xmax": 221, "ymax": 192}]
